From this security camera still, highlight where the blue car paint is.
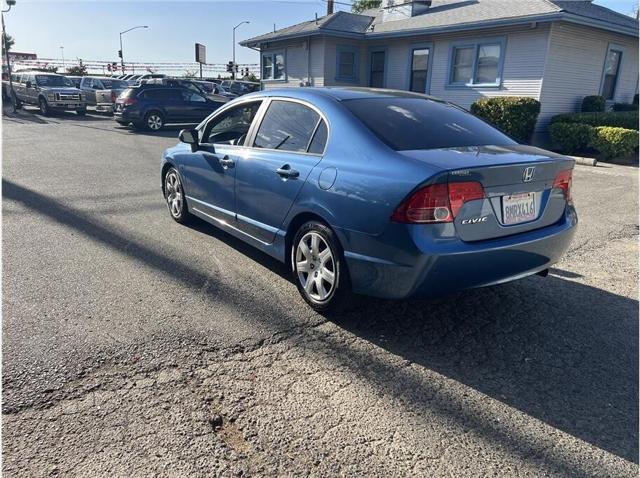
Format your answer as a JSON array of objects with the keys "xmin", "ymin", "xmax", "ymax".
[{"xmin": 162, "ymin": 88, "xmax": 577, "ymax": 299}]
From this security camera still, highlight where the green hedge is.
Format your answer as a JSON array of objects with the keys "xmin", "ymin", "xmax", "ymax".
[
  {"xmin": 581, "ymin": 95, "xmax": 605, "ymax": 112},
  {"xmin": 550, "ymin": 111, "xmax": 639, "ymax": 130},
  {"xmin": 470, "ymin": 97, "xmax": 541, "ymax": 142},
  {"xmin": 589, "ymin": 127, "xmax": 639, "ymax": 159},
  {"xmin": 549, "ymin": 122, "xmax": 594, "ymax": 154}
]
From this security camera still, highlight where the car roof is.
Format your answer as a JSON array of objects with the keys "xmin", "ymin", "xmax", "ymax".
[{"xmin": 243, "ymin": 87, "xmax": 440, "ymax": 102}]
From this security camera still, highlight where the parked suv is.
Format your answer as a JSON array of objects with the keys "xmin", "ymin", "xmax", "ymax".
[
  {"xmin": 11, "ymin": 72, "xmax": 86, "ymax": 116},
  {"xmin": 114, "ymin": 84, "xmax": 225, "ymax": 131},
  {"xmin": 77, "ymin": 76, "xmax": 129, "ymax": 112}
]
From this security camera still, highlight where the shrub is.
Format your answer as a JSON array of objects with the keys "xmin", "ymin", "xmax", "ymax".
[
  {"xmin": 581, "ymin": 95, "xmax": 605, "ymax": 112},
  {"xmin": 589, "ymin": 127, "xmax": 639, "ymax": 159},
  {"xmin": 550, "ymin": 111, "xmax": 638, "ymax": 130},
  {"xmin": 470, "ymin": 96, "xmax": 541, "ymax": 142},
  {"xmin": 612, "ymin": 102, "xmax": 639, "ymax": 112},
  {"xmin": 549, "ymin": 122, "xmax": 594, "ymax": 154}
]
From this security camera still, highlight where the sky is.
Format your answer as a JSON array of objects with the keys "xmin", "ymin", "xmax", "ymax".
[{"xmin": 3, "ymin": 0, "xmax": 638, "ymax": 67}]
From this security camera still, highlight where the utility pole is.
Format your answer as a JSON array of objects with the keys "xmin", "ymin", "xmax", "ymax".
[
  {"xmin": 60, "ymin": 46, "xmax": 64, "ymax": 70},
  {"xmin": 119, "ymin": 25, "xmax": 148, "ymax": 74},
  {"xmin": 232, "ymin": 21, "xmax": 250, "ymax": 80}
]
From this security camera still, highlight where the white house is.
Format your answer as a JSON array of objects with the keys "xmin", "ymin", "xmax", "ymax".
[{"xmin": 240, "ymin": 0, "xmax": 639, "ymax": 142}]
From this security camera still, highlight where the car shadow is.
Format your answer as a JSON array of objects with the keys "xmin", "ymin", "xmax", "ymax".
[{"xmin": 3, "ymin": 179, "xmax": 638, "ymax": 474}]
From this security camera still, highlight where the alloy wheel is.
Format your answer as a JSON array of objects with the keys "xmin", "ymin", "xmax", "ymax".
[
  {"xmin": 295, "ymin": 231, "xmax": 336, "ymax": 302},
  {"xmin": 165, "ymin": 171, "xmax": 183, "ymax": 218},
  {"xmin": 147, "ymin": 114, "xmax": 163, "ymax": 130}
]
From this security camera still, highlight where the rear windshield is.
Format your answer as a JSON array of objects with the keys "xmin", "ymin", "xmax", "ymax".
[
  {"xmin": 102, "ymin": 79, "xmax": 127, "ymax": 89},
  {"xmin": 343, "ymin": 97, "xmax": 516, "ymax": 151}
]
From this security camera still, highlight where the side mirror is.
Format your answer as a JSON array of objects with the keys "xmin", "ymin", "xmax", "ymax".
[
  {"xmin": 179, "ymin": 128, "xmax": 200, "ymax": 152},
  {"xmin": 25, "ymin": 81, "xmax": 32, "ymax": 88}
]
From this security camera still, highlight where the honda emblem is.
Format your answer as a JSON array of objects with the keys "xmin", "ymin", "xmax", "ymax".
[{"xmin": 522, "ymin": 167, "xmax": 535, "ymax": 183}]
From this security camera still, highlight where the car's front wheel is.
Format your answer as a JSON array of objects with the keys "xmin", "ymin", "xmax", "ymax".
[
  {"xmin": 164, "ymin": 167, "xmax": 191, "ymax": 224},
  {"xmin": 292, "ymin": 221, "xmax": 349, "ymax": 312},
  {"xmin": 39, "ymin": 97, "xmax": 50, "ymax": 116}
]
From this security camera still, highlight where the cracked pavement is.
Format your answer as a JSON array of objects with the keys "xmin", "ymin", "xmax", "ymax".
[{"xmin": 2, "ymin": 108, "xmax": 638, "ymax": 477}]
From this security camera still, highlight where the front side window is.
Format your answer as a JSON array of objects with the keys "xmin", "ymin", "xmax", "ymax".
[
  {"xmin": 410, "ymin": 48, "xmax": 430, "ymax": 93},
  {"xmin": 344, "ymin": 97, "xmax": 516, "ymax": 151},
  {"xmin": 450, "ymin": 41, "xmax": 503, "ymax": 86},
  {"xmin": 204, "ymin": 101, "xmax": 262, "ymax": 146},
  {"xmin": 262, "ymin": 52, "xmax": 285, "ymax": 80},
  {"xmin": 601, "ymin": 48, "xmax": 623, "ymax": 100},
  {"xmin": 337, "ymin": 47, "xmax": 357, "ymax": 81},
  {"xmin": 254, "ymin": 100, "xmax": 320, "ymax": 153}
]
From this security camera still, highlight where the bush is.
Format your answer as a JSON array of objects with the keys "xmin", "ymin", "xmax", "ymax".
[
  {"xmin": 550, "ymin": 111, "xmax": 638, "ymax": 130},
  {"xmin": 470, "ymin": 96, "xmax": 541, "ymax": 142},
  {"xmin": 549, "ymin": 122, "xmax": 594, "ymax": 154},
  {"xmin": 612, "ymin": 102, "xmax": 639, "ymax": 112},
  {"xmin": 589, "ymin": 127, "xmax": 639, "ymax": 159},
  {"xmin": 581, "ymin": 95, "xmax": 605, "ymax": 112}
]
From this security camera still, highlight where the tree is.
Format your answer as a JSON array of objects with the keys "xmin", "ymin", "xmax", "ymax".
[
  {"xmin": 2, "ymin": 33, "xmax": 14, "ymax": 55},
  {"xmin": 66, "ymin": 65, "xmax": 87, "ymax": 76},
  {"xmin": 183, "ymin": 69, "xmax": 197, "ymax": 78},
  {"xmin": 246, "ymin": 73, "xmax": 258, "ymax": 83},
  {"xmin": 352, "ymin": 0, "xmax": 381, "ymax": 13}
]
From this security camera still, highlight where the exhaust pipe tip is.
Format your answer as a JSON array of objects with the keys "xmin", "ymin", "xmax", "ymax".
[{"xmin": 536, "ymin": 268, "xmax": 549, "ymax": 277}]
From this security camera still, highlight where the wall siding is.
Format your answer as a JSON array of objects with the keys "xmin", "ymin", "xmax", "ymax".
[
  {"xmin": 538, "ymin": 22, "xmax": 639, "ymax": 129},
  {"xmin": 261, "ymin": 39, "xmax": 326, "ymax": 89}
]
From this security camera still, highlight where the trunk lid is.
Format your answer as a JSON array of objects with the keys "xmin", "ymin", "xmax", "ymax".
[{"xmin": 399, "ymin": 145, "xmax": 574, "ymax": 242}]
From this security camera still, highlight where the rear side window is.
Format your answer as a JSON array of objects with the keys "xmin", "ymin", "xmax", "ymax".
[
  {"xmin": 343, "ymin": 97, "xmax": 516, "ymax": 151},
  {"xmin": 142, "ymin": 88, "xmax": 180, "ymax": 100},
  {"xmin": 308, "ymin": 121, "xmax": 328, "ymax": 155},
  {"xmin": 254, "ymin": 100, "xmax": 320, "ymax": 153}
]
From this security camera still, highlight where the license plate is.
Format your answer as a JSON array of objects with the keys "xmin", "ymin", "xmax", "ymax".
[{"xmin": 502, "ymin": 192, "xmax": 537, "ymax": 225}]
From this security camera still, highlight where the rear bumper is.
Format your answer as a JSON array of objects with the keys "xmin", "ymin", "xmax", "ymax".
[
  {"xmin": 95, "ymin": 103, "xmax": 114, "ymax": 113},
  {"xmin": 341, "ymin": 206, "xmax": 578, "ymax": 299}
]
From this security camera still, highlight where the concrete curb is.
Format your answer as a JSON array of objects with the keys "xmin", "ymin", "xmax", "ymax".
[{"xmin": 570, "ymin": 156, "xmax": 598, "ymax": 167}]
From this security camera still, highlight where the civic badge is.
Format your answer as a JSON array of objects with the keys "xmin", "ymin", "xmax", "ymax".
[{"xmin": 522, "ymin": 166, "xmax": 535, "ymax": 183}]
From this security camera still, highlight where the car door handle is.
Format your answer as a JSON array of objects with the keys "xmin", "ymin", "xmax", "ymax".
[
  {"xmin": 276, "ymin": 165, "xmax": 299, "ymax": 179},
  {"xmin": 219, "ymin": 156, "xmax": 235, "ymax": 169}
]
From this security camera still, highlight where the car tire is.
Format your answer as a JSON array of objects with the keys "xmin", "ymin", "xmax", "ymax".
[
  {"xmin": 38, "ymin": 97, "xmax": 50, "ymax": 116},
  {"xmin": 144, "ymin": 111, "xmax": 164, "ymax": 132},
  {"xmin": 291, "ymin": 221, "xmax": 350, "ymax": 312},
  {"xmin": 164, "ymin": 167, "xmax": 191, "ymax": 224},
  {"xmin": 76, "ymin": 108, "xmax": 86, "ymax": 116}
]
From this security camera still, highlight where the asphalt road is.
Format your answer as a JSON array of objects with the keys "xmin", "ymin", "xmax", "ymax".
[{"xmin": 2, "ymin": 106, "xmax": 638, "ymax": 477}]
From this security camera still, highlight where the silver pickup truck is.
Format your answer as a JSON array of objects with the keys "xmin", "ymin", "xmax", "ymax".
[
  {"xmin": 77, "ymin": 76, "xmax": 129, "ymax": 113},
  {"xmin": 11, "ymin": 71, "xmax": 86, "ymax": 116}
]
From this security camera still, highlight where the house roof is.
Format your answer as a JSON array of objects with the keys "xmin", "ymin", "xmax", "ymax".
[{"xmin": 240, "ymin": 0, "xmax": 638, "ymax": 47}]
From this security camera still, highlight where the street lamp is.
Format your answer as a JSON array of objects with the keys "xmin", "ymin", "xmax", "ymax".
[
  {"xmin": 232, "ymin": 21, "xmax": 249, "ymax": 80},
  {"xmin": 119, "ymin": 25, "xmax": 148, "ymax": 73},
  {"xmin": 60, "ymin": 46, "xmax": 64, "ymax": 69}
]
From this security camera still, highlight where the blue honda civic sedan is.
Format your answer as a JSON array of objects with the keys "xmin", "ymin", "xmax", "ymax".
[{"xmin": 161, "ymin": 88, "xmax": 577, "ymax": 311}]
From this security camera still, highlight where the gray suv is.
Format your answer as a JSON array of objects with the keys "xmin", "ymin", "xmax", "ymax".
[{"xmin": 11, "ymin": 72, "xmax": 86, "ymax": 116}]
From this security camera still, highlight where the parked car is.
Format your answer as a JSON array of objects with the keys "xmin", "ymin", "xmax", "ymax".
[
  {"xmin": 132, "ymin": 73, "xmax": 166, "ymax": 85},
  {"xmin": 77, "ymin": 76, "xmax": 129, "ymax": 112},
  {"xmin": 10, "ymin": 71, "xmax": 86, "ymax": 116},
  {"xmin": 220, "ymin": 80, "xmax": 260, "ymax": 96},
  {"xmin": 144, "ymin": 77, "xmax": 232, "ymax": 104},
  {"xmin": 160, "ymin": 88, "xmax": 577, "ymax": 311},
  {"xmin": 114, "ymin": 84, "xmax": 225, "ymax": 131}
]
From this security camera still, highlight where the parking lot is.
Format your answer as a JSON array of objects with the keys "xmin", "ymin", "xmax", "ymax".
[{"xmin": 2, "ymin": 105, "xmax": 638, "ymax": 476}]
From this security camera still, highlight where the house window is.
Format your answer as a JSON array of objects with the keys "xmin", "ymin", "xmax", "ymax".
[
  {"xmin": 601, "ymin": 47, "xmax": 623, "ymax": 100},
  {"xmin": 336, "ymin": 46, "xmax": 358, "ymax": 82},
  {"xmin": 410, "ymin": 48, "xmax": 430, "ymax": 93},
  {"xmin": 262, "ymin": 52, "xmax": 285, "ymax": 80},
  {"xmin": 449, "ymin": 39, "xmax": 504, "ymax": 86},
  {"xmin": 370, "ymin": 50, "xmax": 385, "ymax": 88}
]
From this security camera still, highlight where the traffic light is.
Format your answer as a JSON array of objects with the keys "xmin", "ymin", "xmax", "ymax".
[
  {"xmin": 226, "ymin": 61, "xmax": 233, "ymax": 73},
  {"xmin": 235, "ymin": 64, "xmax": 239, "ymax": 73},
  {"xmin": 107, "ymin": 63, "xmax": 112, "ymax": 72},
  {"xmin": 118, "ymin": 50, "xmax": 123, "ymax": 59}
]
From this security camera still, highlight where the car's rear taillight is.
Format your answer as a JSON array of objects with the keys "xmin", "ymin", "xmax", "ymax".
[
  {"xmin": 553, "ymin": 169, "xmax": 573, "ymax": 202},
  {"xmin": 123, "ymin": 97, "xmax": 137, "ymax": 106},
  {"xmin": 391, "ymin": 181, "xmax": 485, "ymax": 224}
]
